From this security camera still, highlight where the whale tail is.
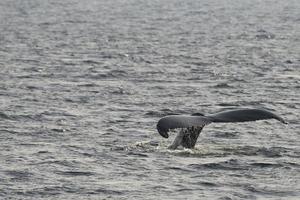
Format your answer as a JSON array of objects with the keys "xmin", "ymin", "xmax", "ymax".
[{"xmin": 157, "ymin": 108, "xmax": 287, "ymax": 149}]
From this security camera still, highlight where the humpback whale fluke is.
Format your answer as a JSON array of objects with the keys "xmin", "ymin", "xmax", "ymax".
[{"xmin": 156, "ymin": 108, "xmax": 287, "ymax": 149}]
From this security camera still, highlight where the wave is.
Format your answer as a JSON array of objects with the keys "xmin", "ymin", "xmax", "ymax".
[{"xmin": 116, "ymin": 140, "xmax": 299, "ymax": 159}]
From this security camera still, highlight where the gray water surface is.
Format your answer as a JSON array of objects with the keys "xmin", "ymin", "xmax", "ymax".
[{"xmin": 0, "ymin": 0, "xmax": 300, "ymax": 199}]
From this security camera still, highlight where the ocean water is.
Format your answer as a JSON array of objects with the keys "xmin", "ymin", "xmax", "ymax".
[{"xmin": 0, "ymin": 0, "xmax": 299, "ymax": 199}]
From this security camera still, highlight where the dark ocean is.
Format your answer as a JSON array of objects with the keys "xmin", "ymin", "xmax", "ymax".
[{"xmin": 0, "ymin": 0, "xmax": 299, "ymax": 199}]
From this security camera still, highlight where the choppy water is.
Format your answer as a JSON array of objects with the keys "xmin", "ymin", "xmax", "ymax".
[{"xmin": 1, "ymin": 0, "xmax": 300, "ymax": 199}]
